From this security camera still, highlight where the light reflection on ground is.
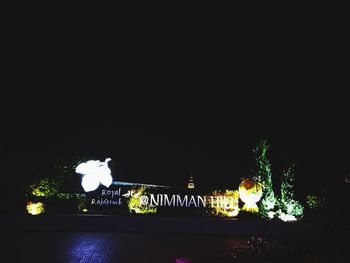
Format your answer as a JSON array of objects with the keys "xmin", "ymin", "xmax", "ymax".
[{"xmin": 2, "ymin": 232, "xmax": 245, "ymax": 262}]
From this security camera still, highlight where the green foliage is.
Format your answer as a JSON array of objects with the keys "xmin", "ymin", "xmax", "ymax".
[
  {"xmin": 127, "ymin": 187, "xmax": 157, "ymax": 214},
  {"xmin": 287, "ymin": 200, "xmax": 304, "ymax": 216},
  {"xmin": 53, "ymin": 156, "xmax": 87, "ymax": 182},
  {"xmin": 280, "ymin": 164, "xmax": 304, "ymax": 218},
  {"xmin": 251, "ymin": 140, "xmax": 304, "ymax": 221},
  {"xmin": 252, "ymin": 140, "xmax": 276, "ymax": 218},
  {"xmin": 56, "ymin": 193, "xmax": 87, "ymax": 201},
  {"xmin": 28, "ymin": 156, "xmax": 89, "ymax": 214},
  {"xmin": 30, "ymin": 178, "xmax": 61, "ymax": 198},
  {"xmin": 281, "ymin": 164, "xmax": 295, "ymax": 204},
  {"xmin": 252, "ymin": 140, "xmax": 271, "ymax": 183},
  {"xmin": 30, "ymin": 177, "xmax": 87, "ymax": 201},
  {"xmin": 30, "ymin": 156, "xmax": 86, "ymax": 197},
  {"xmin": 306, "ymin": 195, "xmax": 323, "ymax": 209}
]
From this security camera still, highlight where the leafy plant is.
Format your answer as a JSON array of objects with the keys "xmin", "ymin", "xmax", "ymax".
[
  {"xmin": 30, "ymin": 178, "xmax": 61, "ymax": 198},
  {"xmin": 306, "ymin": 194, "xmax": 324, "ymax": 209},
  {"xmin": 278, "ymin": 164, "xmax": 304, "ymax": 220},
  {"xmin": 252, "ymin": 140, "xmax": 276, "ymax": 218},
  {"xmin": 127, "ymin": 187, "xmax": 157, "ymax": 214}
]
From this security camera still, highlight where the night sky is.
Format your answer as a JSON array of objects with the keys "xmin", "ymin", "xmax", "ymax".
[{"xmin": 1, "ymin": 80, "xmax": 349, "ymax": 201}]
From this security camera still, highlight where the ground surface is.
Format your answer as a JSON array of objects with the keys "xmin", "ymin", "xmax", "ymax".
[
  {"xmin": 1, "ymin": 215, "xmax": 349, "ymax": 262},
  {"xmin": 2, "ymin": 232, "xmax": 244, "ymax": 262}
]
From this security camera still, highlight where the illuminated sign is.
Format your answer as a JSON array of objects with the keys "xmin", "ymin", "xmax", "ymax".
[
  {"xmin": 71, "ymin": 161, "xmax": 302, "ymax": 221},
  {"xmin": 75, "ymin": 158, "xmax": 113, "ymax": 192},
  {"xmin": 91, "ymin": 189, "xmax": 123, "ymax": 206},
  {"xmin": 86, "ymin": 186, "xmax": 239, "ymax": 217}
]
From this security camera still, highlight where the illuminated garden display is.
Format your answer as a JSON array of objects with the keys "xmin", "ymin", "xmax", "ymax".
[
  {"xmin": 277, "ymin": 164, "xmax": 304, "ymax": 221},
  {"xmin": 24, "ymin": 140, "xmax": 305, "ymax": 222},
  {"xmin": 252, "ymin": 140, "xmax": 276, "ymax": 218},
  {"xmin": 250, "ymin": 140, "xmax": 304, "ymax": 221}
]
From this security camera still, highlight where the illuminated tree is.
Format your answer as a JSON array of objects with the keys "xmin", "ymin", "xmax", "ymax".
[
  {"xmin": 281, "ymin": 164, "xmax": 296, "ymax": 205},
  {"xmin": 252, "ymin": 140, "xmax": 276, "ymax": 218},
  {"xmin": 279, "ymin": 164, "xmax": 304, "ymax": 220}
]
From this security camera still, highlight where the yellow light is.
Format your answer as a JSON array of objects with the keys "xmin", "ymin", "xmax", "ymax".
[
  {"xmin": 31, "ymin": 188, "xmax": 45, "ymax": 197},
  {"xmin": 219, "ymin": 207, "xmax": 239, "ymax": 217},
  {"xmin": 208, "ymin": 190, "xmax": 240, "ymax": 217},
  {"xmin": 82, "ymin": 208, "xmax": 88, "ymax": 213},
  {"xmin": 26, "ymin": 202, "xmax": 45, "ymax": 215},
  {"xmin": 127, "ymin": 187, "xmax": 157, "ymax": 214},
  {"xmin": 239, "ymin": 179, "xmax": 263, "ymax": 213}
]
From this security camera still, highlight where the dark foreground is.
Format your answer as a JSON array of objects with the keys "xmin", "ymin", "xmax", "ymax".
[
  {"xmin": 2, "ymin": 232, "xmax": 245, "ymax": 262},
  {"xmin": 1, "ymin": 215, "xmax": 349, "ymax": 262}
]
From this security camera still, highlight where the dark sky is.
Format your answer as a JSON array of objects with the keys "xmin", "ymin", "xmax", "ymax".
[{"xmin": 2, "ymin": 80, "xmax": 349, "ymax": 197}]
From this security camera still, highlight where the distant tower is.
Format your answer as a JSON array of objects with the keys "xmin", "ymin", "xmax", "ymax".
[{"xmin": 187, "ymin": 171, "xmax": 195, "ymax": 189}]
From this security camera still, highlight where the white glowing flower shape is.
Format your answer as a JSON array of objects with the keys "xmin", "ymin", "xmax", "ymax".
[{"xmin": 76, "ymin": 158, "xmax": 113, "ymax": 192}]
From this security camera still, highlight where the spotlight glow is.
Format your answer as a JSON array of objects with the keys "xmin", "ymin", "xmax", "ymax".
[
  {"xmin": 278, "ymin": 211, "xmax": 297, "ymax": 222},
  {"xmin": 26, "ymin": 202, "xmax": 45, "ymax": 215}
]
